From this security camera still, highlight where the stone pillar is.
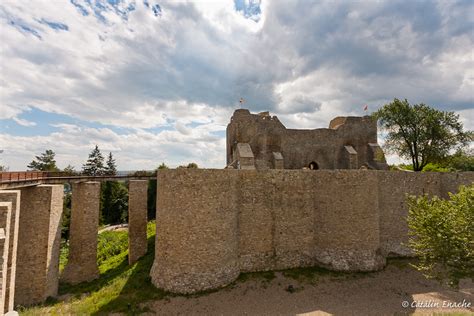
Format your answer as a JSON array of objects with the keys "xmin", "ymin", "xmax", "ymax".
[
  {"xmin": 128, "ymin": 180, "xmax": 148, "ymax": 265},
  {"xmin": 0, "ymin": 190, "xmax": 20, "ymax": 312},
  {"xmin": 16, "ymin": 185, "xmax": 63, "ymax": 306},
  {"xmin": 61, "ymin": 182, "xmax": 100, "ymax": 285},
  {"xmin": 0, "ymin": 202, "xmax": 12, "ymax": 313}
]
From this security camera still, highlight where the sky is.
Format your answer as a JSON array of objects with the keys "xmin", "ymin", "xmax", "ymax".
[{"xmin": 0, "ymin": 0, "xmax": 473, "ymax": 171}]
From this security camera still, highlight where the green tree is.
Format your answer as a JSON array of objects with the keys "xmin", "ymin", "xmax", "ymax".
[
  {"xmin": 27, "ymin": 149, "xmax": 59, "ymax": 171},
  {"xmin": 104, "ymin": 152, "xmax": 117, "ymax": 176},
  {"xmin": 61, "ymin": 184, "xmax": 72, "ymax": 240},
  {"xmin": 373, "ymin": 99, "xmax": 472, "ymax": 171},
  {"xmin": 157, "ymin": 162, "xmax": 169, "ymax": 169},
  {"xmin": 0, "ymin": 165, "xmax": 8, "ymax": 172},
  {"xmin": 101, "ymin": 181, "xmax": 128, "ymax": 224},
  {"xmin": 177, "ymin": 162, "xmax": 199, "ymax": 169},
  {"xmin": 407, "ymin": 184, "xmax": 474, "ymax": 287},
  {"xmin": 62, "ymin": 164, "xmax": 77, "ymax": 176},
  {"xmin": 82, "ymin": 145, "xmax": 105, "ymax": 176},
  {"xmin": 442, "ymin": 148, "xmax": 474, "ymax": 171}
]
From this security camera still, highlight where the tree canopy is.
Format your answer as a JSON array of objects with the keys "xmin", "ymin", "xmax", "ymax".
[
  {"xmin": 82, "ymin": 145, "xmax": 105, "ymax": 176},
  {"xmin": 373, "ymin": 99, "xmax": 472, "ymax": 171},
  {"xmin": 27, "ymin": 149, "xmax": 59, "ymax": 171},
  {"xmin": 104, "ymin": 152, "xmax": 117, "ymax": 176}
]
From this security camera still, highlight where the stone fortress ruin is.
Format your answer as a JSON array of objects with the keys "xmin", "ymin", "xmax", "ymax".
[
  {"xmin": 226, "ymin": 109, "xmax": 389, "ymax": 170},
  {"xmin": 0, "ymin": 108, "xmax": 472, "ymax": 311}
]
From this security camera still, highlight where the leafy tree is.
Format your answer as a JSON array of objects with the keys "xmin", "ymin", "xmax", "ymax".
[
  {"xmin": 27, "ymin": 149, "xmax": 59, "ymax": 171},
  {"xmin": 101, "ymin": 181, "xmax": 128, "ymax": 224},
  {"xmin": 62, "ymin": 164, "xmax": 77, "ymax": 176},
  {"xmin": 0, "ymin": 165, "xmax": 8, "ymax": 172},
  {"xmin": 407, "ymin": 184, "xmax": 474, "ymax": 287},
  {"xmin": 442, "ymin": 148, "xmax": 474, "ymax": 171},
  {"xmin": 146, "ymin": 163, "xmax": 168, "ymax": 220},
  {"xmin": 104, "ymin": 152, "xmax": 117, "ymax": 176},
  {"xmin": 373, "ymin": 99, "xmax": 472, "ymax": 171},
  {"xmin": 61, "ymin": 184, "xmax": 72, "ymax": 240},
  {"xmin": 177, "ymin": 162, "xmax": 199, "ymax": 169},
  {"xmin": 82, "ymin": 145, "xmax": 105, "ymax": 176},
  {"xmin": 157, "ymin": 162, "xmax": 169, "ymax": 169}
]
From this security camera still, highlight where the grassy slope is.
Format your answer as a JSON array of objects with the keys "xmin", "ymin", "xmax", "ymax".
[{"xmin": 21, "ymin": 221, "xmax": 169, "ymax": 315}]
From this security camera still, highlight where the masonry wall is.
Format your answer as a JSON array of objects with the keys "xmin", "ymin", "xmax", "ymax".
[
  {"xmin": 151, "ymin": 169, "xmax": 473, "ymax": 294},
  {"xmin": 151, "ymin": 170, "xmax": 240, "ymax": 293}
]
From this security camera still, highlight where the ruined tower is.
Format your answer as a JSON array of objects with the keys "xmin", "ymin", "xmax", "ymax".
[{"xmin": 226, "ymin": 109, "xmax": 388, "ymax": 170}]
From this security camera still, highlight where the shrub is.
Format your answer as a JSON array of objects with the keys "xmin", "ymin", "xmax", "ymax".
[{"xmin": 407, "ymin": 184, "xmax": 474, "ymax": 287}]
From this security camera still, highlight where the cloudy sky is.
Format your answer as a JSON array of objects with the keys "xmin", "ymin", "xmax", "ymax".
[{"xmin": 0, "ymin": 0, "xmax": 473, "ymax": 171}]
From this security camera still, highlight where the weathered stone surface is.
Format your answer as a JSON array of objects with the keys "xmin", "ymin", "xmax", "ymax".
[
  {"xmin": 0, "ymin": 202, "xmax": 12, "ymax": 313},
  {"xmin": 150, "ymin": 169, "xmax": 240, "ymax": 294},
  {"xmin": 151, "ymin": 169, "xmax": 473, "ymax": 294},
  {"xmin": 16, "ymin": 185, "xmax": 63, "ymax": 306},
  {"xmin": 0, "ymin": 191, "xmax": 20, "ymax": 312},
  {"xmin": 128, "ymin": 180, "xmax": 148, "ymax": 265},
  {"xmin": 226, "ymin": 109, "xmax": 388, "ymax": 170},
  {"xmin": 61, "ymin": 182, "xmax": 100, "ymax": 285}
]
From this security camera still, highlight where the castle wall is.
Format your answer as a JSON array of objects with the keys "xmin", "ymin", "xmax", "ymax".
[
  {"xmin": 377, "ymin": 172, "xmax": 441, "ymax": 256},
  {"xmin": 150, "ymin": 170, "xmax": 240, "ymax": 294},
  {"xmin": 151, "ymin": 169, "xmax": 473, "ymax": 294}
]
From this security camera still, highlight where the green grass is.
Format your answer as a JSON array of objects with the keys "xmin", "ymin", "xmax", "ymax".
[{"xmin": 21, "ymin": 221, "xmax": 170, "ymax": 316}]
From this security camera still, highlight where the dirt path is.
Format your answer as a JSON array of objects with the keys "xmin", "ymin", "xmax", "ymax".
[{"xmin": 142, "ymin": 262, "xmax": 473, "ymax": 316}]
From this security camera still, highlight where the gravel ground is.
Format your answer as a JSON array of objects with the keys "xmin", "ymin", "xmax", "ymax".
[{"xmin": 143, "ymin": 262, "xmax": 473, "ymax": 316}]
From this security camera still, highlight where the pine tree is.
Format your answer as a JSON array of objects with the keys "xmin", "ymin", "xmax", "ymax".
[
  {"xmin": 27, "ymin": 149, "xmax": 59, "ymax": 171},
  {"xmin": 104, "ymin": 152, "xmax": 117, "ymax": 175},
  {"xmin": 82, "ymin": 145, "xmax": 105, "ymax": 176}
]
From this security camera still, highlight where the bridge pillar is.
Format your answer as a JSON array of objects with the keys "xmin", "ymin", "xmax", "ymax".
[
  {"xmin": 16, "ymin": 185, "xmax": 63, "ymax": 306},
  {"xmin": 0, "ymin": 191, "xmax": 20, "ymax": 312},
  {"xmin": 62, "ymin": 182, "xmax": 100, "ymax": 285},
  {"xmin": 0, "ymin": 202, "xmax": 12, "ymax": 313},
  {"xmin": 128, "ymin": 180, "xmax": 148, "ymax": 265}
]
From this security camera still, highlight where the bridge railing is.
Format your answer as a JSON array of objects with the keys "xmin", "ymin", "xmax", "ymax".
[
  {"xmin": 0, "ymin": 171, "xmax": 46, "ymax": 183},
  {"xmin": 0, "ymin": 171, "xmax": 158, "ymax": 185}
]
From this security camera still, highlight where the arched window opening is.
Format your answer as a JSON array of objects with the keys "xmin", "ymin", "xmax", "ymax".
[{"xmin": 309, "ymin": 161, "xmax": 319, "ymax": 170}]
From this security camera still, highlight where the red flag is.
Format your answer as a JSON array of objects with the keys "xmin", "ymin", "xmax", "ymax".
[{"xmin": 363, "ymin": 104, "xmax": 368, "ymax": 111}]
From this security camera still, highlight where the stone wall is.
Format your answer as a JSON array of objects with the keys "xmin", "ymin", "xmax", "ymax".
[
  {"xmin": 16, "ymin": 185, "xmax": 63, "ymax": 306},
  {"xmin": 151, "ymin": 169, "xmax": 473, "ymax": 294}
]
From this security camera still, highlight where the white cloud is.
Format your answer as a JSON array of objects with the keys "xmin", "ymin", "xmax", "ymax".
[{"xmin": 0, "ymin": 0, "xmax": 472, "ymax": 170}]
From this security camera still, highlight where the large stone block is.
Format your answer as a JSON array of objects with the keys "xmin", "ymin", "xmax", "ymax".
[
  {"xmin": 0, "ymin": 191, "xmax": 20, "ymax": 312},
  {"xmin": 61, "ymin": 182, "xmax": 100, "ymax": 285},
  {"xmin": 128, "ymin": 180, "xmax": 148, "ymax": 265},
  {"xmin": 16, "ymin": 185, "xmax": 63, "ymax": 306}
]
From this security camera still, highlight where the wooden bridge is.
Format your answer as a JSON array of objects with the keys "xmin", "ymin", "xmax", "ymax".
[{"xmin": 0, "ymin": 171, "xmax": 156, "ymax": 189}]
